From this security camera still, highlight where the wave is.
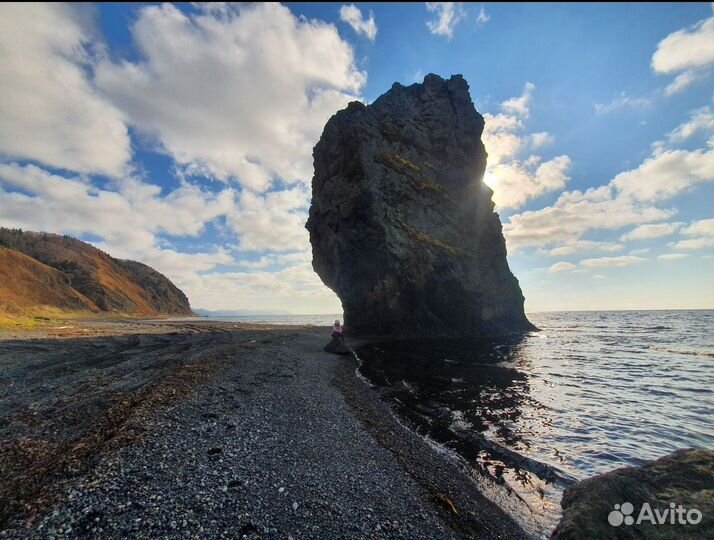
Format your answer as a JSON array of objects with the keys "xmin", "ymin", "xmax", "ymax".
[{"xmin": 650, "ymin": 346, "xmax": 714, "ymax": 358}]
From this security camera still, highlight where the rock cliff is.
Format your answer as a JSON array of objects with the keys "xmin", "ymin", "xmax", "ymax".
[{"xmin": 306, "ymin": 74, "xmax": 533, "ymax": 337}]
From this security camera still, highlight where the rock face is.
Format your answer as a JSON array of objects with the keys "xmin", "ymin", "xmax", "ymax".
[
  {"xmin": 306, "ymin": 74, "xmax": 533, "ymax": 338},
  {"xmin": 553, "ymin": 448, "xmax": 714, "ymax": 540}
]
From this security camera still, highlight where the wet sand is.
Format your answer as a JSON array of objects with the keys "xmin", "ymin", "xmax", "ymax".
[{"xmin": 0, "ymin": 319, "xmax": 530, "ymax": 539}]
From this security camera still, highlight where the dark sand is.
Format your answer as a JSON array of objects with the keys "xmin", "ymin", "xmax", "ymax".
[{"xmin": 0, "ymin": 320, "xmax": 531, "ymax": 539}]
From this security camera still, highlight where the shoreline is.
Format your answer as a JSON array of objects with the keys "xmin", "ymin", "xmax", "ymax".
[{"xmin": 0, "ymin": 319, "xmax": 532, "ymax": 539}]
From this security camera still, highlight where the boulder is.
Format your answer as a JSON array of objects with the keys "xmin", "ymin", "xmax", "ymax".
[
  {"xmin": 306, "ymin": 74, "xmax": 533, "ymax": 338},
  {"xmin": 552, "ymin": 448, "xmax": 714, "ymax": 540},
  {"xmin": 323, "ymin": 337, "xmax": 351, "ymax": 356}
]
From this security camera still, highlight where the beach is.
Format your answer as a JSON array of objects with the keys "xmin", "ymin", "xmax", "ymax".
[{"xmin": 0, "ymin": 319, "xmax": 529, "ymax": 540}]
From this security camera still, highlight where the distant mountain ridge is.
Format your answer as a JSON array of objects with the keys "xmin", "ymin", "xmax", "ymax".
[{"xmin": 0, "ymin": 228, "xmax": 193, "ymax": 317}]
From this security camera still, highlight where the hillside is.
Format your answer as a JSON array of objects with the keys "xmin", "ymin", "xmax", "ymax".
[{"xmin": 0, "ymin": 228, "xmax": 193, "ymax": 317}]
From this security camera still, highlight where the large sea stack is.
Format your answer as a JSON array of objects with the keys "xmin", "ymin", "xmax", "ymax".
[{"xmin": 306, "ymin": 74, "xmax": 533, "ymax": 337}]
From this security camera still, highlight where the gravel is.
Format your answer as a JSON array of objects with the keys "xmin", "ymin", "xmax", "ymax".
[{"xmin": 1, "ymin": 322, "xmax": 531, "ymax": 539}]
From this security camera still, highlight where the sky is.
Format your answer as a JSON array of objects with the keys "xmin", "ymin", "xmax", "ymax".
[{"xmin": 0, "ymin": 2, "xmax": 712, "ymax": 314}]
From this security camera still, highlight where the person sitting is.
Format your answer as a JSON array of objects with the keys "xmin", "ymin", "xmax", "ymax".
[{"xmin": 331, "ymin": 319, "xmax": 344, "ymax": 339}]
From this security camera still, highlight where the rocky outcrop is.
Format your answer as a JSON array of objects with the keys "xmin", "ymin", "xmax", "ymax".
[
  {"xmin": 306, "ymin": 74, "xmax": 533, "ymax": 338},
  {"xmin": 553, "ymin": 448, "xmax": 714, "ymax": 540}
]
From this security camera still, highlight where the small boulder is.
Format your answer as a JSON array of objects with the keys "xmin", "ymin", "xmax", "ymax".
[
  {"xmin": 552, "ymin": 448, "xmax": 714, "ymax": 540},
  {"xmin": 323, "ymin": 337, "xmax": 351, "ymax": 356}
]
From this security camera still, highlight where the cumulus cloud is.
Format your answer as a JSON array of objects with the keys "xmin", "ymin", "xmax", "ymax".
[
  {"xmin": 670, "ymin": 218, "xmax": 714, "ymax": 250},
  {"xmin": 482, "ymin": 83, "xmax": 571, "ymax": 209},
  {"xmin": 501, "ymin": 82, "xmax": 535, "ymax": 118},
  {"xmin": 580, "ymin": 256, "xmax": 647, "ymax": 268},
  {"xmin": 339, "ymin": 4, "xmax": 377, "ymax": 40},
  {"xmin": 425, "ymin": 2, "xmax": 466, "ymax": 39},
  {"xmin": 611, "ymin": 147, "xmax": 714, "ymax": 202},
  {"xmin": 95, "ymin": 3, "xmax": 365, "ymax": 191},
  {"xmin": 620, "ymin": 222, "xmax": 683, "ymax": 241},
  {"xmin": 504, "ymin": 97, "xmax": 714, "ymax": 253},
  {"xmin": 682, "ymin": 218, "xmax": 714, "ymax": 236},
  {"xmin": 486, "ymin": 156, "xmax": 571, "ymax": 209},
  {"xmin": 0, "ymin": 163, "xmax": 235, "ymax": 254},
  {"xmin": 504, "ymin": 185, "xmax": 675, "ymax": 252},
  {"xmin": 651, "ymin": 6, "xmax": 714, "ymax": 94},
  {"xmin": 0, "ymin": 3, "xmax": 130, "ymax": 176},
  {"xmin": 548, "ymin": 261, "xmax": 577, "ymax": 273},
  {"xmin": 228, "ymin": 186, "xmax": 311, "ymax": 252}
]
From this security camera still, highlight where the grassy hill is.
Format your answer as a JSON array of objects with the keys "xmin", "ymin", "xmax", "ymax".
[{"xmin": 0, "ymin": 228, "xmax": 193, "ymax": 322}]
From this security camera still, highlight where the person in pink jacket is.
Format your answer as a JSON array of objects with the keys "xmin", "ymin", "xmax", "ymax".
[{"xmin": 331, "ymin": 320, "xmax": 344, "ymax": 339}]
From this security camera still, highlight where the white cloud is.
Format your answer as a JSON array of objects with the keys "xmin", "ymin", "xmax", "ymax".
[
  {"xmin": 658, "ymin": 253, "xmax": 689, "ymax": 261},
  {"xmin": 580, "ymin": 256, "xmax": 647, "ymax": 268},
  {"xmin": 0, "ymin": 3, "xmax": 130, "ymax": 176},
  {"xmin": 476, "ymin": 5, "xmax": 490, "ymax": 23},
  {"xmin": 682, "ymin": 218, "xmax": 714, "ymax": 237},
  {"xmin": 425, "ymin": 2, "xmax": 466, "ymax": 39},
  {"xmin": 611, "ymin": 147, "xmax": 714, "ymax": 202},
  {"xmin": 529, "ymin": 132, "xmax": 554, "ymax": 149},
  {"xmin": 548, "ymin": 261, "xmax": 577, "ymax": 273},
  {"xmin": 504, "ymin": 185, "xmax": 675, "ymax": 252},
  {"xmin": 594, "ymin": 92, "xmax": 651, "ymax": 115},
  {"xmin": 482, "ymin": 83, "xmax": 569, "ymax": 209},
  {"xmin": 178, "ymin": 262, "xmax": 341, "ymax": 314},
  {"xmin": 651, "ymin": 7, "xmax": 714, "ymax": 94},
  {"xmin": 0, "ymin": 162, "xmax": 235, "ymax": 259},
  {"xmin": 95, "ymin": 3, "xmax": 365, "ymax": 191},
  {"xmin": 620, "ymin": 222, "xmax": 683, "ymax": 241},
  {"xmin": 501, "ymin": 82, "xmax": 535, "ymax": 118},
  {"xmin": 228, "ymin": 186, "xmax": 311, "ymax": 252},
  {"xmin": 666, "ymin": 106, "xmax": 714, "ymax": 144},
  {"xmin": 671, "ymin": 237, "xmax": 714, "ymax": 250},
  {"xmin": 339, "ymin": 4, "xmax": 377, "ymax": 41},
  {"xmin": 505, "ymin": 103, "xmax": 712, "ymax": 251},
  {"xmin": 670, "ymin": 218, "xmax": 714, "ymax": 250},
  {"xmin": 486, "ymin": 155, "xmax": 571, "ymax": 209},
  {"xmin": 545, "ymin": 241, "xmax": 624, "ymax": 256},
  {"xmin": 664, "ymin": 70, "xmax": 706, "ymax": 96}
]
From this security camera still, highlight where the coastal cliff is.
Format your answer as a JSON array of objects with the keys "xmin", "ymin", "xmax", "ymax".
[
  {"xmin": 307, "ymin": 74, "xmax": 533, "ymax": 337},
  {"xmin": 0, "ymin": 228, "xmax": 193, "ymax": 317}
]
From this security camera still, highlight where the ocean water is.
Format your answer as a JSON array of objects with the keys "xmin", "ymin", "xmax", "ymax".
[{"xmin": 354, "ymin": 310, "xmax": 714, "ymax": 537}]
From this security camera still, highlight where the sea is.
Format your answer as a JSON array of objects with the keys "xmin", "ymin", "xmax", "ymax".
[{"xmin": 177, "ymin": 310, "xmax": 714, "ymax": 537}]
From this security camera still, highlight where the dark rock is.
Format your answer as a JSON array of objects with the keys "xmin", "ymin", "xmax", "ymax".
[
  {"xmin": 306, "ymin": 74, "xmax": 533, "ymax": 338},
  {"xmin": 552, "ymin": 448, "xmax": 714, "ymax": 540},
  {"xmin": 323, "ymin": 337, "xmax": 351, "ymax": 356}
]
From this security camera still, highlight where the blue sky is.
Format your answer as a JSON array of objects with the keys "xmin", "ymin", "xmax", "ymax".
[{"xmin": 0, "ymin": 2, "xmax": 712, "ymax": 313}]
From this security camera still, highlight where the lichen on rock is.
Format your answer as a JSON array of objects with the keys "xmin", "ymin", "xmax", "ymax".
[{"xmin": 306, "ymin": 74, "xmax": 534, "ymax": 338}]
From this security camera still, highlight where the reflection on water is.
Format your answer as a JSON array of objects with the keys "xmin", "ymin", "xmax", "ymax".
[{"xmin": 356, "ymin": 310, "xmax": 714, "ymax": 538}]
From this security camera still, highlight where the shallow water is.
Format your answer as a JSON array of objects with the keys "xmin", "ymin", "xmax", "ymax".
[{"xmin": 355, "ymin": 310, "xmax": 714, "ymax": 537}]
